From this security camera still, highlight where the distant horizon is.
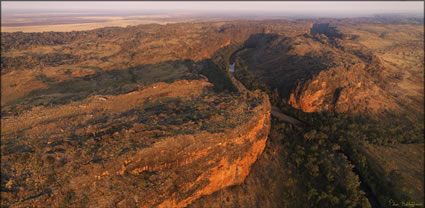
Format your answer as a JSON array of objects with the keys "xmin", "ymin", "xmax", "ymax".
[{"xmin": 2, "ymin": 1, "xmax": 424, "ymax": 18}]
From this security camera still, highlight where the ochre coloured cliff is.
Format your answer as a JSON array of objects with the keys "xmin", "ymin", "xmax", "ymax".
[
  {"xmin": 237, "ymin": 23, "xmax": 423, "ymax": 116},
  {"xmin": 287, "ymin": 64, "xmax": 401, "ymax": 114},
  {"xmin": 1, "ymin": 72, "xmax": 271, "ymax": 207}
]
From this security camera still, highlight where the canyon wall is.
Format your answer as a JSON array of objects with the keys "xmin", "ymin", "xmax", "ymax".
[
  {"xmin": 103, "ymin": 90, "xmax": 271, "ymax": 207},
  {"xmin": 1, "ymin": 74, "xmax": 271, "ymax": 207}
]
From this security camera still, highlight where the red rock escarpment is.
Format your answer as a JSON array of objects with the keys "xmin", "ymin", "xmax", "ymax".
[
  {"xmin": 1, "ymin": 77, "xmax": 270, "ymax": 208},
  {"xmin": 287, "ymin": 65, "xmax": 401, "ymax": 114},
  {"xmin": 115, "ymin": 93, "xmax": 270, "ymax": 207},
  {"xmin": 61, "ymin": 91, "xmax": 271, "ymax": 208}
]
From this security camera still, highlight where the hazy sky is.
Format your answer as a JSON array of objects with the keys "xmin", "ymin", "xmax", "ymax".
[{"xmin": 2, "ymin": 1, "xmax": 424, "ymax": 17}]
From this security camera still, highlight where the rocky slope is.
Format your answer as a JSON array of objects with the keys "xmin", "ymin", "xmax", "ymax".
[
  {"xmin": 237, "ymin": 22, "xmax": 423, "ymax": 116},
  {"xmin": 1, "ymin": 69, "xmax": 271, "ymax": 207}
]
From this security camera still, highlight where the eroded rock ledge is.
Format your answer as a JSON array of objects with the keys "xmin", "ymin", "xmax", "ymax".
[
  {"xmin": 2, "ymin": 77, "xmax": 271, "ymax": 207},
  {"xmin": 117, "ymin": 90, "xmax": 271, "ymax": 207}
]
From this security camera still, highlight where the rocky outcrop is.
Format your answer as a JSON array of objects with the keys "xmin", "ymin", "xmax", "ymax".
[
  {"xmin": 75, "ymin": 90, "xmax": 271, "ymax": 208},
  {"xmin": 1, "ymin": 75, "xmax": 271, "ymax": 207},
  {"xmin": 237, "ymin": 26, "xmax": 421, "ymax": 115},
  {"xmin": 125, "ymin": 84, "xmax": 270, "ymax": 207},
  {"xmin": 287, "ymin": 65, "xmax": 401, "ymax": 114},
  {"xmin": 310, "ymin": 23, "xmax": 358, "ymax": 40},
  {"xmin": 188, "ymin": 114, "xmax": 290, "ymax": 208},
  {"xmin": 156, "ymin": 104, "xmax": 270, "ymax": 207}
]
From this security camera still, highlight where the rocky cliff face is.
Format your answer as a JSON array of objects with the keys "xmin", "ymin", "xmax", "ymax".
[
  {"xmin": 287, "ymin": 63, "xmax": 401, "ymax": 114},
  {"xmin": 238, "ymin": 22, "xmax": 423, "ymax": 116},
  {"xmin": 188, "ymin": 117, "xmax": 289, "ymax": 208},
  {"xmin": 1, "ymin": 72, "xmax": 271, "ymax": 207},
  {"xmin": 154, "ymin": 100, "xmax": 270, "ymax": 207}
]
